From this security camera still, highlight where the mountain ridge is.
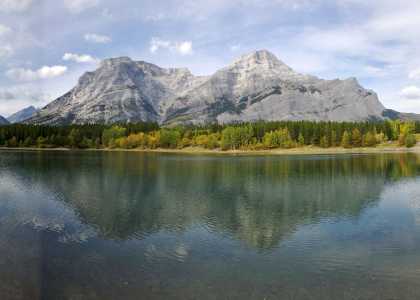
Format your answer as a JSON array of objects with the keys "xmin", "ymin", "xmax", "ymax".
[
  {"xmin": 7, "ymin": 106, "xmax": 39, "ymax": 124},
  {"xmin": 0, "ymin": 115, "xmax": 10, "ymax": 125},
  {"xmin": 23, "ymin": 50, "xmax": 417, "ymax": 125}
]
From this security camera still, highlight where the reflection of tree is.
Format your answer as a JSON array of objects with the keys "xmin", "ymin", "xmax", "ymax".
[{"xmin": 29, "ymin": 151, "xmax": 420, "ymax": 249}]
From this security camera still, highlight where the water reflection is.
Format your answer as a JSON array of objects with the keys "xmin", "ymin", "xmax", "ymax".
[{"xmin": 2, "ymin": 151, "xmax": 420, "ymax": 249}]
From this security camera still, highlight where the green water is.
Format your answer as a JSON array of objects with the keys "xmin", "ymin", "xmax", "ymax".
[{"xmin": 1, "ymin": 150, "xmax": 420, "ymax": 299}]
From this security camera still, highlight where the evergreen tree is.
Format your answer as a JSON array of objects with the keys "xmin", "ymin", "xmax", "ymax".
[{"xmin": 298, "ymin": 133, "xmax": 305, "ymax": 146}]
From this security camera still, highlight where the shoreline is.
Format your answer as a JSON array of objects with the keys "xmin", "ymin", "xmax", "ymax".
[{"xmin": 1, "ymin": 145, "xmax": 420, "ymax": 155}]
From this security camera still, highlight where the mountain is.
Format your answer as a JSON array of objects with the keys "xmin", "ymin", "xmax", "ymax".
[
  {"xmin": 382, "ymin": 109, "xmax": 420, "ymax": 122},
  {"xmin": 0, "ymin": 115, "xmax": 10, "ymax": 125},
  {"xmin": 6, "ymin": 106, "xmax": 39, "ymax": 124},
  {"xmin": 24, "ymin": 50, "xmax": 411, "ymax": 126}
]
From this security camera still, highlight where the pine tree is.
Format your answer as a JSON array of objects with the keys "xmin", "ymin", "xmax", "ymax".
[
  {"xmin": 298, "ymin": 133, "xmax": 305, "ymax": 146},
  {"xmin": 331, "ymin": 130, "xmax": 337, "ymax": 147}
]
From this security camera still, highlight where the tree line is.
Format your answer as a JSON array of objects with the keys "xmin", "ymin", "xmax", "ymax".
[{"xmin": 0, "ymin": 119, "xmax": 419, "ymax": 150}]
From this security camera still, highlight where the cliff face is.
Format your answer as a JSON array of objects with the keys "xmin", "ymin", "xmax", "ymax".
[{"xmin": 25, "ymin": 50, "xmax": 389, "ymax": 125}]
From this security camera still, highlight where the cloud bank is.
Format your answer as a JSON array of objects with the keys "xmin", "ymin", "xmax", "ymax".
[
  {"xmin": 399, "ymin": 86, "xmax": 420, "ymax": 99},
  {"xmin": 150, "ymin": 38, "xmax": 194, "ymax": 55},
  {"xmin": 5, "ymin": 65, "xmax": 68, "ymax": 81},
  {"xmin": 63, "ymin": 53, "xmax": 99, "ymax": 63},
  {"xmin": 84, "ymin": 33, "xmax": 111, "ymax": 43},
  {"xmin": 408, "ymin": 68, "xmax": 420, "ymax": 79},
  {"xmin": 0, "ymin": 0, "xmax": 34, "ymax": 13}
]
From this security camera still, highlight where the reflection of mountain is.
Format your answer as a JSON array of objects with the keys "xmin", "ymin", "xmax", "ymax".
[{"xmin": 28, "ymin": 152, "xmax": 420, "ymax": 249}]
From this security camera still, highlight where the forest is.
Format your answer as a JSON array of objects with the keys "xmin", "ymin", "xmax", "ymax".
[{"xmin": 0, "ymin": 119, "xmax": 419, "ymax": 150}]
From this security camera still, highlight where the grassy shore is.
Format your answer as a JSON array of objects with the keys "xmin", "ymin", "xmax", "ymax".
[{"xmin": 1, "ymin": 141, "xmax": 420, "ymax": 155}]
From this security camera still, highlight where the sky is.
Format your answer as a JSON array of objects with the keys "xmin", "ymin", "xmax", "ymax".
[{"xmin": 1, "ymin": 0, "xmax": 420, "ymax": 117}]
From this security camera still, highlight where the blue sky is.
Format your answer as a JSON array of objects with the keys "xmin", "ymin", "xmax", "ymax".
[{"xmin": 1, "ymin": 0, "xmax": 420, "ymax": 117}]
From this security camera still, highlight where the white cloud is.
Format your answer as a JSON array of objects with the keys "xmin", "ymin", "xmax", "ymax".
[
  {"xmin": 0, "ymin": 88, "xmax": 15, "ymax": 100},
  {"xmin": 101, "ymin": 8, "xmax": 112, "ymax": 18},
  {"xmin": 150, "ymin": 38, "xmax": 171, "ymax": 54},
  {"xmin": 176, "ymin": 41, "xmax": 194, "ymax": 55},
  {"xmin": 150, "ymin": 38, "xmax": 194, "ymax": 55},
  {"xmin": 230, "ymin": 45, "xmax": 241, "ymax": 51},
  {"xmin": 0, "ymin": 0, "xmax": 34, "ymax": 13},
  {"xmin": 408, "ymin": 68, "xmax": 420, "ymax": 79},
  {"xmin": 84, "ymin": 33, "xmax": 111, "ymax": 43},
  {"xmin": 0, "ymin": 24, "xmax": 12, "ymax": 38},
  {"xmin": 399, "ymin": 86, "xmax": 420, "ymax": 99},
  {"xmin": 5, "ymin": 65, "xmax": 68, "ymax": 81},
  {"xmin": 63, "ymin": 53, "xmax": 99, "ymax": 63},
  {"xmin": 64, "ymin": 0, "xmax": 100, "ymax": 14}
]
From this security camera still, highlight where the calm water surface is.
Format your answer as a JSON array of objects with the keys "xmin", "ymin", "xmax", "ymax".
[{"xmin": 1, "ymin": 150, "xmax": 420, "ymax": 299}]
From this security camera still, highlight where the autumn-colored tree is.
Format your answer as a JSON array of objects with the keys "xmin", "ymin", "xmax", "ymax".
[
  {"xmin": 341, "ymin": 131, "xmax": 351, "ymax": 148},
  {"xmin": 397, "ymin": 133, "xmax": 405, "ymax": 146},
  {"xmin": 364, "ymin": 132, "xmax": 375, "ymax": 147},
  {"xmin": 319, "ymin": 135, "xmax": 328, "ymax": 148},
  {"xmin": 400, "ymin": 120, "xmax": 416, "ymax": 136},
  {"xmin": 9, "ymin": 136, "xmax": 17, "ymax": 147},
  {"xmin": 352, "ymin": 128, "xmax": 362, "ymax": 147}
]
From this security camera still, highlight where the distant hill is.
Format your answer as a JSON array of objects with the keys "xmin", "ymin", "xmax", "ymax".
[
  {"xmin": 7, "ymin": 106, "xmax": 39, "ymax": 124},
  {"xmin": 0, "ymin": 115, "xmax": 10, "ymax": 125}
]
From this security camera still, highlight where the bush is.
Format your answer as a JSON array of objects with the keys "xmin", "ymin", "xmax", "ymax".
[
  {"xmin": 405, "ymin": 134, "xmax": 416, "ymax": 148},
  {"xmin": 398, "ymin": 133, "xmax": 405, "ymax": 146},
  {"xmin": 160, "ymin": 130, "xmax": 181, "ymax": 148}
]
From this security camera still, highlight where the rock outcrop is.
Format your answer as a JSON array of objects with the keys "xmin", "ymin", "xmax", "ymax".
[
  {"xmin": 25, "ymin": 50, "xmax": 394, "ymax": 125},
  {"xmin": 7, "ymin": 106, "xmax": 39, "ymax": 124}
]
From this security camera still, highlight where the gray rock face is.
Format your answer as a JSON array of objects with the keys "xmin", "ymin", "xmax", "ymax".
[
  {"xmin": 25, "ymin": 50, "xmax": 390, "ymax": 125},
  {"xmin": 0, "ymin": 115, "xmax": 10, "ymax": 125},
  {"xmin": 7, "ymin": 106, "xmax": 39, "ymax": 124}
]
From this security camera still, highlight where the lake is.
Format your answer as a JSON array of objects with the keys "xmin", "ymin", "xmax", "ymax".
[{"xmin": 1, "ymin": 150, "xmax": 420, "ymax": 299}]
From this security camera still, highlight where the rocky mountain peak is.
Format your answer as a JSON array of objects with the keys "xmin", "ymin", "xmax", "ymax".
[
  {"xmin": 100, "ymin": 56, "xmax": 134, "ymax": 69},
  {"xmin": 226, "ymin": 49, "xmax": 294, "ymax": 78}
]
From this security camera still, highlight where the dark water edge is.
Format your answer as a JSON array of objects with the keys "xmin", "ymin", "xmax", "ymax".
[{"xmin": 1, "ymin": 150, "xmax": 420, "ymax": 299}]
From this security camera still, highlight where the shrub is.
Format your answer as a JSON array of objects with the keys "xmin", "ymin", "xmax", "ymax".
[{"xmin": 405, "ymin": 134, "xmax": 416, "ymax": 148}]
